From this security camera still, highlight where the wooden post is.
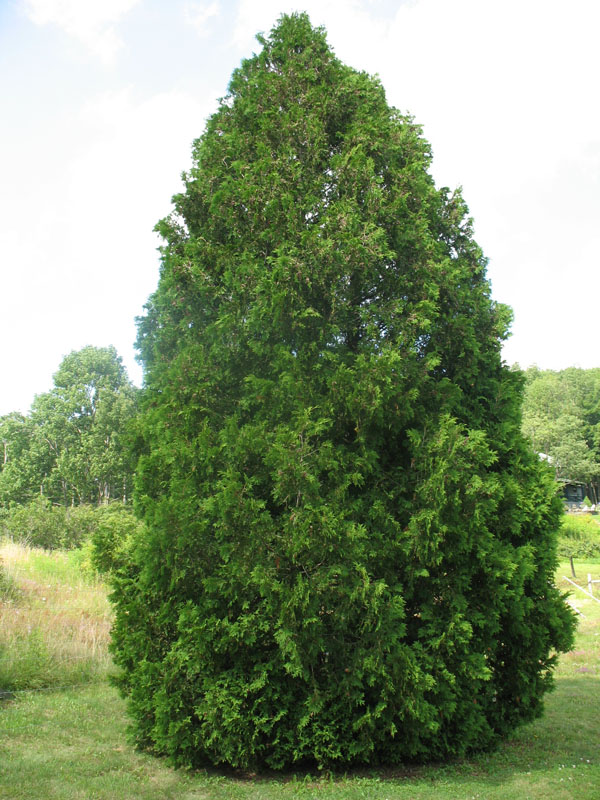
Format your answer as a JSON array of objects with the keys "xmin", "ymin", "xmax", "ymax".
[{"xmin": 570, "ymin": 556, "xmax": 576, "ymax": 578}]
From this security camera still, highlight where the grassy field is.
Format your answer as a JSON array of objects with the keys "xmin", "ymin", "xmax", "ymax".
[
  {"xmin": 1, "ymin": 542, "xmax": 599, "ymax": 799},
  {"xmin": 0, "ymin": 540, "xmax": 112, "ymax": 692}
]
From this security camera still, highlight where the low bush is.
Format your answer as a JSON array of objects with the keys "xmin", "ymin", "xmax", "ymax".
[
  {"xmin": 558, "ymin": 514, "xmax": 600, "ymax": 558},
  {"xmin": 90, "ymin": 505, "xmax": 143, "ymax": 574},
  {"xmin": 1, "ymin": 498, "xmax": 67, "ymax": 549},
  {"xmin": 0, "ymin": 499, "xmax": 139, "ymax": 554},
  {"xmin": 64, "ymin": 504, "xmax": 99, "ymax": 548}
]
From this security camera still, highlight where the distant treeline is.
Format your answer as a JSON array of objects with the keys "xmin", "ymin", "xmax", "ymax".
[
  {"xmin": 0, "ymin": 346, "xmax": 138, "ymax": 508},
  {"xmin": 521, "ymin": 366, "xmax": 600, "ymax": 503}
]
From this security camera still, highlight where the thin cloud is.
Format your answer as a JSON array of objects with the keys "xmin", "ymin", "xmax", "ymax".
[
  {"xmin": 184, "ymin": 1, "xmax": 220, "ymax": 38},
  {"xmin": 23, "ymin": 0, "xmax": 141, "ymax": 63}
]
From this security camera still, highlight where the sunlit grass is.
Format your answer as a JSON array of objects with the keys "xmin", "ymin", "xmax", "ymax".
[
  {"xmin": 0, "ymin": 547, "xmax": 598, "ymax": 799},
  {"xmin": 556, "ymin": 560, "xmax": 600, "ymax": 687},
  {"xmin": 0, "ymin": 539, "xmax": 112, "ymax": 692}
]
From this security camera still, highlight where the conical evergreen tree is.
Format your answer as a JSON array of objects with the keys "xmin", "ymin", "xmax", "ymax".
[{"xmin": 110, "ymin": 13, "xmax": 575, "ymax": 769}]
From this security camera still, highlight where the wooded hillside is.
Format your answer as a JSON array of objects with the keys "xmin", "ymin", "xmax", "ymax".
[{"xmin": 521, "ymin": 367, "xmax": 600, "ymax": 503}]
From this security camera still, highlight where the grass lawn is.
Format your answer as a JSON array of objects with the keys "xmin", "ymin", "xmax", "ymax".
[{"xmin": 1, "ymin": 544, "xmax": 599, "ymax": 799}]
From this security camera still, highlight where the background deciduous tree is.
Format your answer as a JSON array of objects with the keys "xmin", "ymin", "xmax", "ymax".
[
  {"xmin": 0, "ymin": 346, "xmax": 138, "ymax": 507},
  {"xmin": 522, "ymin": 367, "xmax": 600, "ymax": 501},
  {"xmin": 110, "ymin": 13, "xmax": 575, "ymax": 770},
  {"xmin": 0, "ymin": 412, "xmax": 39, "ymax": 504}
]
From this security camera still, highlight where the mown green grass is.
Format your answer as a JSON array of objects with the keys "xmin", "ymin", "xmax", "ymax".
[
  {"xmin": 1, "ymin": 677, "xmax": 599, "ymax": 800},
  {"xmin": 1, "ymin": 546, "xmax": 599, "ymax": 799}
]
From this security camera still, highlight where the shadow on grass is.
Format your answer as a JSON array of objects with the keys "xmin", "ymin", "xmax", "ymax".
[
  {"xmin": 2, "ymin": 676, "xmax": 598, "ymax": 800},
  {"xmin": 179, "ymin": 675, "xmax": 599, "ymax": 792}
]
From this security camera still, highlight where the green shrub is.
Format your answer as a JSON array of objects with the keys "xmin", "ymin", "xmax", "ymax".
[
  {"xmin": 558, "ymin": 514, "xmax": 600, "ymax": 558},
  {"xmin": 1, "ymin": 499, "xmax": 137, "ymax": 553},
  {"xmin": 64, "ymin": 504, "xmax": 100, "ymax": 549},
  {"xmin": 110, "ymin": 14, "xmax": 576, "ymax": 770},
  {"xmin": 64, "ymin": 539, "xmax": 98, "ymax": 579},
  {"xmin": 90, "ymin": 505, "xmax": 143, "ymax": 574},
  {"xmin": 560, "ymin": 513, "xmax": 600, "ymax": 536},
  {"xmin": 3, "ymin": 498, "xmax": 68, "ymax": 550}
]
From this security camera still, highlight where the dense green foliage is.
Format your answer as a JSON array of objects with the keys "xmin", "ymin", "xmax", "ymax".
[
  {"xmin": 110, "ymin": 14, "xmax": 576, "ymax": 770},
  {"xmin": 521, "ymin": 367, "xmax": 600, "ymax": 502},
  {"xmin": 1, "ymin": 498, "xmax": 95, "ymax": 550},
  {"xmin": 0, "ymin": 346, "xmax": 139, "ymax": 508},
  {"xmin": 0, "ymin": 498, "xmax": 140, "ymax": 554},
  {"xmin": 558, "ymin": 514, "xmax": 600, "ymax": 559},
  {"xmin": 89, "ymin": 504, "xmax": 144, "ymax": 574}
]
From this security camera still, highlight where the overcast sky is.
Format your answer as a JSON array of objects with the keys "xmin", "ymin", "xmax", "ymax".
[{"xmin": 1, "ymin": 0, "xmax": 598, "ymax": 415}]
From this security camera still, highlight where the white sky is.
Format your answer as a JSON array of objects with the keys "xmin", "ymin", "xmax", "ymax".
[{"xmin": 1, "ymin": 0, "xmax": 599, "ymax": 415}]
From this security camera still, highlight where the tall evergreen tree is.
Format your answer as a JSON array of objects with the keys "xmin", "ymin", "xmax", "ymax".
[{"xmin": 111, "ymin": 14, "xmax": 575, "ymax": 769}]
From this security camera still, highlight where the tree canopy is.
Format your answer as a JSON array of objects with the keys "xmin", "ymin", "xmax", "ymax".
[
  {"xmin": 110, "ymin": 13, "xmax": 575, "ymax": 769},
  {"xmin": 521, "ymin": 366, "xmax": 600, "ymax": 501},
  {"xmin": 0, "ymin": 346, "xmax": 138, "ymax": 507}
]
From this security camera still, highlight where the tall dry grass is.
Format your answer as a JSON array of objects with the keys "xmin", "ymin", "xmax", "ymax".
[{"xmin": 0, "ymin": 539, "xmax": 113, "ymax": 692}]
